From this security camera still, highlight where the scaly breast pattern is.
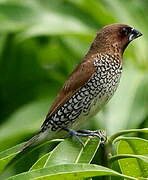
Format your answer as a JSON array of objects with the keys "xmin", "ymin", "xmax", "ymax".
[{"xmin": 43, "ymin": 53, "xmax": 122, "ymax": 131}]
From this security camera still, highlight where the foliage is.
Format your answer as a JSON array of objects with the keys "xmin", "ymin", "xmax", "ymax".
[
  {"xmin": 0, "ymin": 0, "xmax": 147, "ymax": 179},
  {"xmin": 0, "ymin": 128, "xmax": 148, "ymax": 179}
]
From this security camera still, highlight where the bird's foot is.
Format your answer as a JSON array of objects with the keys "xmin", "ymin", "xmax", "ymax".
[
  {"xmin": 63, "ymin": 128, "xmax": 85, "ymax": 146},
  {"xmin": 63, "ymin": 128, "xmax": 107, "ymax": 146},
  {"xmin": 77, "ymin": 129, "xmax": 107, "ymax": 145}
]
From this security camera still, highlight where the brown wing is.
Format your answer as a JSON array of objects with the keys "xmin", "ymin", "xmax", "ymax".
[{"xmin": 45, "ymin": 59, "xmax": 96, "ymax": 120}]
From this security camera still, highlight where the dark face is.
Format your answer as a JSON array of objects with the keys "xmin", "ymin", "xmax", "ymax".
[
  {"xmin": 116, "ymin": 25, "xmax": 142, "ymax": 53},
  {"xmin": 120, "ymin": 26, "xmax": 142, "ymax": 42}
]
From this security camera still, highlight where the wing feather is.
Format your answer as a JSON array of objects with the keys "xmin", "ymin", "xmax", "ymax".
[{"xmin": 45, "ymin": 59, "xmax": 96, "ymax": 120}]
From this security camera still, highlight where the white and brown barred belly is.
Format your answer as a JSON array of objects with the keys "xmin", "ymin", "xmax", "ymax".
[{"xmin": 41, "ymin": 53, "xmax": 122, "ymax": 132}]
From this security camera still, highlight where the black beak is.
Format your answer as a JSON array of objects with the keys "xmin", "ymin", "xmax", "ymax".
[
  {"xmin": 132, "ymin": 28, "xmax": 143, "ymax": 38},
  {"xmin": 129, "ymin": 28, "xmax": 143, "ymax": 41}
]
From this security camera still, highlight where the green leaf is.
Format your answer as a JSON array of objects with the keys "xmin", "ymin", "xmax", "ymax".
[
  {"xmin": 109, "ymin": 154, "xmax": 148, "ymax": 164},
  {"xmin": 0, "ymin": 1, "xmax": 93, "ymax": 38},
  {"xmin": 29, "ymin": 137, "xmax": 100, "ymax": 171},
  {"xmin": 108, "ymin": 128, "xmax": 148, "ymax": 144},
  {"xmin": 31, "ymin": 137, "xmax": 100, "ymax": 169},
  {"xmin": 0, "ymin": 143, "xmax": 23, "ymax": 174},
  {"xmin": 69, "ymin": 0, "xmax": 115, "ymax": 24},
  {"xmin": 16, "ymin": 13, "xmax": 93, "ymax": 41},
  {"xmin": 0, "ymin": 139, "xmax": 62, "ymax": 177},
  {"xmin": 29, "ymin": 152, "xmax": 51, "ymax": 171},
  {"xmin": 117, "ymin": 137, "xmax": 148, "ymax": 178},
  {"xmin": 0, "ymin": 1, "xmax": 37, "ymax": 32},
  {"xmin": 0, "ymin": 99, "xmax": 50, "ymax": 151},
  {"xmin": 7, "ymin": 163, "xmax": 137, "ymax": 180}
]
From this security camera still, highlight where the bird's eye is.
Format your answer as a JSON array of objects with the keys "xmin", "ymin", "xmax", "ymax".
[{"xmin": 121, "ymin": 27, "xmax": 132, "ymax": 36}]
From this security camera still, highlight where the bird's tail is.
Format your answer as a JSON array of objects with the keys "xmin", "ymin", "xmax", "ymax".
[
  {"xmin": 21, "ymin": 129, "xmax": 62, "ymax": 152},
  {"xmin": 21, "ymin": 131, "xmax": 44, "ymax": 151}
]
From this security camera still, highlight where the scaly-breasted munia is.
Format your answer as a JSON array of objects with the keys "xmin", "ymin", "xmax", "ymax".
[{"xmin": 22, "ymin": 24, "xmax": 142, "ymax": 150}]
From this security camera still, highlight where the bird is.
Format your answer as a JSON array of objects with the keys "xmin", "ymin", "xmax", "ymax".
[{"xmin": 22, "ymin": 23, "xmax": 142, "ymax": 150}]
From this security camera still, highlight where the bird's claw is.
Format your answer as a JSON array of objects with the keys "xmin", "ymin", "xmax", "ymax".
[
  {"xmin": 63, "ymin": 128, "xmax": 85, "ymax": 146},
  {"xmin": 78, "ymin": 129, "xmax": 107, "ymax": 144},
  {"xmin": 64, "ymin": 128, "xmax": 107, "ymax": 146}
]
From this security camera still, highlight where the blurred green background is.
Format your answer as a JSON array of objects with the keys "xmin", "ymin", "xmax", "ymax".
[{"xmin": 0, "ymin": 0, "xmax": 147, "ymax": 151}]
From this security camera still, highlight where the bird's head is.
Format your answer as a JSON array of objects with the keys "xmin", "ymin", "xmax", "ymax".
[{"xmin": 90, "ymin": 24, "xmax": 142, "ymax": 56}]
